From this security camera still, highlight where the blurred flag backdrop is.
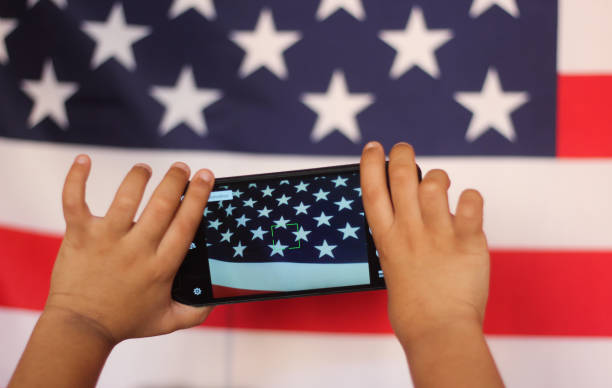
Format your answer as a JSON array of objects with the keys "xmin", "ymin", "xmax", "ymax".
[{"xmin": 1, "ymin": 0, "xmax": 612, "ymax": 386}]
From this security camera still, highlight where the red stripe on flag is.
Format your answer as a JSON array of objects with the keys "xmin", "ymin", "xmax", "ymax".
[
  {"xmin": 2, "ymin": 225, "xmax": 612, "ymax": 336},
  {"xmin": 557, "ymin": 75, "xmax": 612, "ymax": 157}
]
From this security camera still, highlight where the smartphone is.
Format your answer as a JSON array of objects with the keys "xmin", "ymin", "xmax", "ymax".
[{"xmin": 172, "ymin": 162, "xmax": 422, "ymax": 306}]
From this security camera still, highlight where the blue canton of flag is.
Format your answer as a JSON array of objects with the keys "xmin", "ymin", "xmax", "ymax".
[{"xmin": 0, "ymin": 0, "xmax": 556, "ymax": 156}]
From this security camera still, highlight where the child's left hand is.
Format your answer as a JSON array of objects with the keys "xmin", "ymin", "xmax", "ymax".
[{"xmin": 46, "ymin": 155, "xmax": 215, "ymax": 345}]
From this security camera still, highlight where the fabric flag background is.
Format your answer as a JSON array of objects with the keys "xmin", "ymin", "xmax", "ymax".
[{"xmin": 1, "ymin": 0, "xmax": 611, "ymax": 386}]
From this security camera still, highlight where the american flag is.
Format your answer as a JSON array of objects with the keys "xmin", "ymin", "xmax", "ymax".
[{"xmin": 1, "ymin": 0, "xmax": 611, "ymax": 387}]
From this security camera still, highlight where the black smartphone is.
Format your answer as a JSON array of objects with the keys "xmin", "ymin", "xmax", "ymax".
[{"xmin": 172, "ymin": 162, "xmax": 422, "ymax": 306}]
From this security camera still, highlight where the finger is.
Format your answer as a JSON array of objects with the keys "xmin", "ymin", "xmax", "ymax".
[
  {"xmin": 134, "ymin": 162, "xmax": 191, "ymax": 244},
  {"xmin": 419, "ymin": 169, "xmax": 453, "ymax": 232},
  {"xmin": 167, "ymin": 302, "xmax": 213, "ymax": 331},
  {"xmin": 105, "ymin": 163, "xmax": 152, "ymax": 233},
  {"xmin": 454, "ymin": 189, "xmax": 485, "ymax": 239},
  {"xmin": 62, "ymin": 154, "xmax": 92, "ymax": 228},
  {"xmin": 159, "ymin": 169, "xmax": 214, "ymax": 272},
  {"xmin": 360, "ymin": 141, "xmax": 394, "ymax": 235},
  {"xmin": 388, "ymin": 142, "xmax": 422, "ymax": 226}
]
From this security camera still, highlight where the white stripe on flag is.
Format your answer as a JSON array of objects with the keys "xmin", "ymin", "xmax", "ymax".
[
  {"xmin": 208, "ymin": 259, "xmax": 371, "ymax": 292},
  {"xmin": 1, "ymin": 137, "xmax": 612, "ymax": 249}
]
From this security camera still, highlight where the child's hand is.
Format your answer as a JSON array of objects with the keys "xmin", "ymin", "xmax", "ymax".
[
  {"xmin": 46, "ymin": 155, "xmax": 215, "ymax": 345},
  {"xmin": 360, "ymin": 142, "xmax": 490, "ymax": 347}
]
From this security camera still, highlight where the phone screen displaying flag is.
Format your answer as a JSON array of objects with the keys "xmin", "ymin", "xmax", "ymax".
[{"xmin": 176, "ymin": 166, "xmax": 380, "ymax": 303}]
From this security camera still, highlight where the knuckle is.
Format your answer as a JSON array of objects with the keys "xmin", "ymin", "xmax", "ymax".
[
  {"xmin": 419, "ymin": 179, "xmax": 444, "ymax": 196},
  {"xmin": 363, "ymin": 183, "xmax": 388, "ymax": 201},
  {"xmin": 114, "ymin": 195, "xmax": 139, "ymax": 213},
  {"xmin": 151, "ymin": 195, "xmax": 179, "ymax": 216}
]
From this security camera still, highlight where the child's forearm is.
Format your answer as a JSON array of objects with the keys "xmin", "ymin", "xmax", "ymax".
[
  {"xmin": 8, "ymin": 306, "xmax": 114, "ymax": 388},
  {"xmin": 401, "ymin": 320, "xmax": 503, "ymax": 388}
]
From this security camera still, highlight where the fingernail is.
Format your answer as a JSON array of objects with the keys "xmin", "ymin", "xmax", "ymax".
[
  {"xmin": 134, "ymin": 163, "xmax": 152, "ymax": 174},
  {"xmin": 172, "ymin": 161, "xmax": 190, "ymax": 174},
  {"xmin": 364, "ymin": 141, "xmax": 379, "ymax": 149},
  {"xmin": 196, "ymin": 169, "xmax": 213, "ymax": 183},
  {"xmin": 75, "ymin": 154, "xmax": 88, "ymax": 164}
]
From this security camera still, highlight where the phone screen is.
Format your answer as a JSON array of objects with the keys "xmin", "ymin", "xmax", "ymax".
[{"xmin": 172, "ymin": 163, "xmax": 388, "ymax": 305}]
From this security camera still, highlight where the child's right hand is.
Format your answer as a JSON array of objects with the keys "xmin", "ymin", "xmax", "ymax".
[{"xmin": 360, "ymin": 142, "xmax": 490, "ymax": 348}]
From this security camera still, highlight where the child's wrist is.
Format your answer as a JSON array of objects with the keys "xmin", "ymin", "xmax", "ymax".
[{"xmin": 396, "ymin": 315, "xmax": 484, "ymax": 354}]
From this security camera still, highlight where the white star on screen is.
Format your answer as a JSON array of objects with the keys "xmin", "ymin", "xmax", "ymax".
[
  {"xmin": 454, "ymin": 67, "xmax": 529, "ymax": 142},
  {"xmin": 273, "ymin": 216, "xmax": 291, "ymax": 229},
  {"xmin": 354, "ymin": 187, "xmax": 362, "ymax": 197},
  {"xmin": 233, "ymin": 241, "xmax": 247, "ymax": 258},
  {"xmin": 261, "ymin": 185, "xmax": 275, "ymax": 197},
  {"xmin": 224, "ymin": 204, "xmax": 236, "ymax": 216},
  {"xmin": 301, "ymin": 70, "xmax": 374, "ymax": 143},
  {"xmin": 21, "ymin": 60, "xmax": 78, "ymax": 129},
  {"xmin": 220, "ymin": 228, "xmax": 233, "ymax": 243},
  {"xmin": 150, "ymin": 66, "xmax": 222, "ymax": 137},
  {"xmin": 208, "ymin": 218, "xmax": 222, "ymax": 230},
  {"xmin": 203, "ymin": 207, "xmax": 212, "ymax": 217},
  {"xmin": 293, "ymin": 226, "xmax": 312, "ymax": 242},
  {"xmin": 338, "ymin": 222, "xmax": 360, "ymax": 239},
  {"xmin": 316, "ymin": 0, "xmax": 365, "ymax": 21},
  {"xmin": 0, "ymin": 18, "xmax": 17, "ymax": 64},
  {"xmin": 257, "ymin": 206, "xmax": 273, "ymax": 218},
  {"xmin": 313, "ymin": 211, "xmax": 333, "ymax": 227},
  {"xmin": 235, "ymin": 214, "xmax": 251, "ymax": 227},
  {"xmin": 314, "ymin": 240, "xmax": 337, "ymax": 259},
  {"xmin": 248, "ymin": 183, "xmax": 257, "ymax": 188},
  {"xmin": 243, "ymin": 198, "xmax": 257, "ymax": 207},
  {"xmin": 334, "ymin": 196, "xmax": 354, "ymax": 211},
  {"xmin": 313, "ymin": 188, "xmax": 330, "ymax": 201},
  {"xmin": 268, "ymin": 240, "xmax": 288, "ymax": 257},
  {"xmin": 230, "ymin": 8, "xmax": 301, "ymax": 79},
  {"xmin": 168, "ymin": 0, "xmax": 216, "ymax": 20},
  {"xmin": 293, "ymin": 202, "xmax": 311, "ymax": 215},
  {"xmin": 379, "ymin": 6, "xmax": 453, "ymax": 79},
  {"xmin": 232, "ymin": 189, "xmax": 244, "ymax": 198},
  {"xmin": 331, "ymin": 175, "xmax": 348, "ymax": 187},
  {"xmin": 294, "ymin": 181, "xmax": 310, "ymax": 192},
  {"xmin": 276, "ymin": 194, "xmax": 291, "ymax": 206},
  {"xmin": 82, "ymin": 3, "xmax": 151, "ymax": 71},
  {"xmin": 250, "ymin": 226, "xmax": 269, "ymax": 240},
  {"xmin": 469, "ymin": 0, "xmax": 520, "ymax": 18},
  {"xmin": 280, "ymin": 180, "xmax": 290, "ymax": 185}
]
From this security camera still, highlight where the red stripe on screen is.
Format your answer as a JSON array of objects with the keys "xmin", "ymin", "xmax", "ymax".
[
  {"xmin": 2, "ymin": 225, "xmax": 612, "ymax": 336},
  {"xmin": 557, "ymin": 75, "xmax": 612, "ymax": 157},
  {"xmin": 212, "ymin": 284, "xmax": 278, "ymax": 298}
]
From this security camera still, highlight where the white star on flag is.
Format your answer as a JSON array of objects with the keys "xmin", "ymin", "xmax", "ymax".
[
  {"xmin": 21, "ymin": 60, "xmax": 78, "ymax": 129},
  {"xmin": 268, "ymin": 240, "xmax": 288, "ymax": 257},
  {"xmin": 28, "ymin": 0, "xmax": 66, "ymax": 8},
  {"xmin": 316, "ymin": 0, "xmax": 365, "ymax": 21},
  {"xmin": 0, "ymin": 18, "xmax": 17, "ymax": 64},
  {"xmin": 338, "ymin": 222, "xmax": 360, "ymax": 239},
  {"xmin": 233, "ymin": 241, "xmax": 247, "ymax": 258},
  {"xmin": 250, "ymin": 226, "xmax": 269, "ymax": 240},
  {"xmin": 168, "ymin": 0, "xmax": 216, "ymax": 20},
  {"xmin": 313, "ymin": 211, "xmax": 333, "ymax": 227},
  {"xmin": 257, "ymin": 206, "xmax": 273, "ymax": 218},
  {"xmin": 220, "ymin": 228, "xmax": 233, "ymax": 243},
  {"xmin": 293, "ymin": 226, "xmax": 312, "ymax": 242},
  {"xmin": 314, "ymin": 240, "xmax": 337, "ymax": 259},
  {"xmin": 313, "ymin": 189, "xmax": 330, "ymax": 201},
  {"xmin": 82, "ymin": 3, "xmax": 151, "ymax": 70},
  {"xmin": 150, "ymin": 66, "xmax": 222, "ymax": 137},
  {"xmin": 230, "ymin": 8, "xmax": 301, "ymax": 79},
  {"xmin": 334, "ymin": 196, "xmax": 354, "ymax": 211},
  {"xmin": 469, "ymin": 0, "xmax": 520, "ymax": 18},
  {"xmin": 301, "ymin": 70, "xmax": 374, "ymax": 143},
  {"xmin": 379, "ymin": 6, "xmax": 453, "ymax": 79},
  {"xmin": 293, "ymin": 202, "xmax": 311, "ymax": 215},
  {"xmin": 454, "ymin": 67, "xmax": 529, "ymax": 142},
  {"xmin": 276, "ymin": 194, "xmax": 291, "ymax": 206}
]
